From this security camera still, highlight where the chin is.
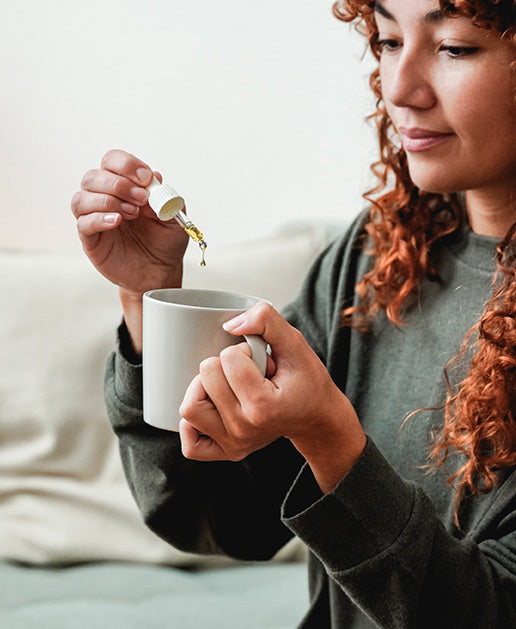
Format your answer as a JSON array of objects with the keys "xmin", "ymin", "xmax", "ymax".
[{"xmin": 408, "ymin": 165, "xmax": 464, "ymax": 196}]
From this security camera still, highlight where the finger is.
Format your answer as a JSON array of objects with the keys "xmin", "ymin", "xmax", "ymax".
[
  {"xmin": 225, "ymin": 342, "xmax": 277, "ymax": 378},
  {"xmin": 220, "ymin": 342, "xmax": 263, "ymax": 379},
  {"xmin": 180, "ymin": 373, "xmax": 210, "ymax": 414},
  {"xmin": 100, "ymin": 149, "xmax": 154, "ymax": 186},
  {"xmin": 219, "ymin": 344, "xmax": 275, "ymax": 416},
  {"xmin": 179, "ymin": 419, "xmax": 228, "ymax": 461},
  {"xmin": 80, "ymin": 168, "xmax": 149, "ymax": 207},
  {"xmin": 198, "ymin": 356, "xmax": 242, "ymax": 417},
  {"xmin": 71, "ymin": 189, "xmax": 140, "ymax": 220},
  {"xmin": 265, "ymin": 354, "xmax": 277, "ymax": 379},
  {"xmin": 223, "ymin": 302, "xmax": 305, "ymax": 357},
  {"xmin": 217, "ymin": 335, "xmax": 276, "ymax": 378},
  {"xmin": 76, "ymin": 211, "xmax": 122, "ymax": 239},
  {"xmin": 180, "ymin": 373, "xmax": 229, "ymax": 437}
]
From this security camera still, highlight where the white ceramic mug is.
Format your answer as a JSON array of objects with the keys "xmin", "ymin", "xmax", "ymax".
[{"xmin": 143, "ymin": 288, "xmax": 268, "ymax": 431}]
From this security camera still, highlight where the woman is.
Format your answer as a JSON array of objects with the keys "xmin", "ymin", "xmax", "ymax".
[{"xmin": 71, "ymin": 0, "xmax": 516, "ymax": 626}]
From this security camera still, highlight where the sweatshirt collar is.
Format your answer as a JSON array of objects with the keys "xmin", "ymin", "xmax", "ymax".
[{"xmin": 447, "ymin": 220, "xmax": 499, "ymax": 273}]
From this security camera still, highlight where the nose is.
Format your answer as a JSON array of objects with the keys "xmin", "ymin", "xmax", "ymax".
[{"xmin": 382, "ymin": 48, "xmax": 436, "ymax": 110}]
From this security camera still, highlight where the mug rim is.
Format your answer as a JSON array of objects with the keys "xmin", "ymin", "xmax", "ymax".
[{"xmin": 143, "ymin": 287, "xmax": 268, "ymax": 311}]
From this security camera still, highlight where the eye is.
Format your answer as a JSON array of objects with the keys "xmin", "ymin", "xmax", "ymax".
[
  {"xmin": 376, "ymin": 38, "xmax": 402, "ymax": 54},
  {"xmin": 440, "ymin": 45, "xmax": 479, "ymax": 58}
]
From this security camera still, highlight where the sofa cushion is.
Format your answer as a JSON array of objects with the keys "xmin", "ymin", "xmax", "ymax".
[
  {"xmin": 0, "ymin": 225, "xmax": 327, "ymax": 565},
  {"xmin": 0, "ymin": 561, "xmax": 307, "ymax": 629}
]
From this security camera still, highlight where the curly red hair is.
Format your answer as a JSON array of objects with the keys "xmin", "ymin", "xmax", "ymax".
[{"xmin": 333, "ymin": 0, "xmax": 516, "ymax": 521}]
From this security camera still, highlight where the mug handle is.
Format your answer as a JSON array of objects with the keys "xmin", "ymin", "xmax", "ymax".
[{"xmin": 243, "ymin": 334, "xmax": 268, "ymax": 377}]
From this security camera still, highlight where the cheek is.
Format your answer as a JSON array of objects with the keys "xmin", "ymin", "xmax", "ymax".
[
  {"xmin": 458, "ymin": 95, "xmax": 516, "ymax": 152},
  {"xmin": 442, "ymin": 68, "xmax": 516, "ymax": 142}
]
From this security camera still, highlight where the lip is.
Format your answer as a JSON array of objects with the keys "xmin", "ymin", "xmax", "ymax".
[{"xmin": 399, "ymin": 127, "xmax": 454, "ymax": 152}]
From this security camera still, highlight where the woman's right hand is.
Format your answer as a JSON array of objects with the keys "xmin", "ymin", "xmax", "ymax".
[
  {"xmin": 71, "ymin": 149, "xmax": 189, "ymax": 353},
  {"xmin": 71, "ymin": 149, "xmax": 189, "ymax": 298}
]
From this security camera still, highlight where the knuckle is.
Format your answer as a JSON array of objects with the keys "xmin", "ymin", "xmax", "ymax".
[
  {"xmin": 101, "ymin": 194, "xmax": 116, "ymax": 213},
  {"xmin": 220, "ymin": 345, "xmax": 233, "ymax": 358},
  {"xmin": 117, "ymin": 151, "xmax": 138, "ymax": 177},
  {"xmin": 178, "ymin": 402, "xmax": 190, "ymax": 420},
  {"xmin": 241, "ymin": 393, "xmax": 274, "ymax": 425},
  {"xmin": 179, "ymin": 397, "xmax": 199, "ymax": 423},
  {"xmin": 199, "ymin": 356, "xmax": 220, "ymax": 374},
  {"xmin": 100, "ymin": 149, "xmax": 135, "ymax": 176},
  {"xmin": 230, "ymin": 418, "xmax": 259, "ymax": 445},
  {"xmin": 220, "ymin": 344, "xmax": 242, "ymax": 361},
  {"xmin": 230, "ymin": 423, "xmax": 247, "ymax": 442},
  {"xmin": 249, "ymin": 301, "xmax": 277, "ymax": 328},
  {"xmin": 100, "ymin": 149, "xmax": 117, "ymax": 168},
  {"xmin": 242, "ymin": 406, "xmax": 265, "ymax": 428},
  {"xmin": 108, "ymin": 175, "xmax": 126, "ymax": 198},
  {"xmin": 254, "ymin": 301, "xmax": 273, "ymax": 318},
  {"xmin": 180, "ymin": 441, "xmax": 195, "ymax": 460},
  {"xmin": 80, "ymin": 169, "xmax": 96, "ymax": 191},
  {"xmin": 70, "ymin": 191, "xmax": 82, "ymax": 215}
]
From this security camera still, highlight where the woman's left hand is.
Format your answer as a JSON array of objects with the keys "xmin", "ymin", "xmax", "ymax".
[{"xmin": 179, "ymin": 303, "xmax": 366, "ymax": 493}]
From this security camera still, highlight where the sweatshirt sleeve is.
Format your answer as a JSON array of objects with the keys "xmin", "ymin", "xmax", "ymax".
[
  {"xmin": 104, "ymin": 323, "xmax": 305, "ymax": 561},
  {"xmin": 282, "ymin": 437, "xmax": 516, "ymax": 628}
]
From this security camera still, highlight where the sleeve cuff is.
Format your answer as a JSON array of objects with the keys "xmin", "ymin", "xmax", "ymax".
[
  {"xmin": 111, "ymin": 321, "xmax": 144, "ymax": 410},
  {"xmin": 281, "ymin": 437, "xmax": 417, "ymax": 571},
  {"xmin": 119, "ymin": 318, "xmax": 142, "ymax": 366}
]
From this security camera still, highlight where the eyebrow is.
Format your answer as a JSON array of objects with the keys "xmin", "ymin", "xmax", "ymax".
[{"xmin": 374, "ymin": 1, "xmax": 447, "ymax": 25}]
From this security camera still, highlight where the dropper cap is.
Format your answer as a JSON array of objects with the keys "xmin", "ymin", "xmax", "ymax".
[{"xmin": 146, "ymin": 177, "xmax": 185, "ymax": 221}]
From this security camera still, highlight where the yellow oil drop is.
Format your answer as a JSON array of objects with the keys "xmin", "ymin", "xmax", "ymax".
[
  {"xmin": 199, "ymin": 241, "xmax": 207, "ymax": 267},
  {"xmin": 182, "ymin": 220, "xmax": 207, "ymax": 267}
]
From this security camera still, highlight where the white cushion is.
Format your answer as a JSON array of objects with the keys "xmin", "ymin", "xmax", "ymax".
[{"xmin": 0, "ymin": 225, "xmax": 327, "ymax": 565}]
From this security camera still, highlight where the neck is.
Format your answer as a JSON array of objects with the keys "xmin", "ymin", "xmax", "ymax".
[{"xmin": 465, "ymin": 188, "xmax": 516, "ymax": 238}]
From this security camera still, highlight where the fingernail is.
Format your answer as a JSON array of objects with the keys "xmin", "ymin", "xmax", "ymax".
[
  {"xmin": 223, "ymin": 314, "xmax": 245, "ymax": 332},
  {"xmin": 136, "ymin": 168, "xmax": 152, "ymax": 185},
  {"xmin": 104, "ymin": 213, "xmax": 118, "ymax": 224}
]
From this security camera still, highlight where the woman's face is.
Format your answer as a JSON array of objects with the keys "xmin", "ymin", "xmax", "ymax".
[{"xmin": 376, "ymin": 0, "xmax": 516, "ymax": 199}]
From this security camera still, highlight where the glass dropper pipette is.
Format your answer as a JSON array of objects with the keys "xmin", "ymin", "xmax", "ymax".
[{"xmin": 146, "ymin": 177, "xmax": 207, "ymax": 266}]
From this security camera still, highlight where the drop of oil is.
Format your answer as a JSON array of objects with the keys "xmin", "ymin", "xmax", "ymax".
[
  {"xmin": 199, "ymin": 241, "xmax": 207, "ymax": 267},
  {"xmin": 182, "ymin": 220, "xmax": 207, "ymax": 267}
]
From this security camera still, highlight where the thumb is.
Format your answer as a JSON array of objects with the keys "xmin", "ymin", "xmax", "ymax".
[{"xmin": 222, "ymin": 302, "xmax": 302, "ymax": 358}]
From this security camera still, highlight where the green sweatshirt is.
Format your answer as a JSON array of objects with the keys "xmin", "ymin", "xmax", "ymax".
[{"xmin": 105, "ymin": 211, "xmax": 516, "ymax": 628}]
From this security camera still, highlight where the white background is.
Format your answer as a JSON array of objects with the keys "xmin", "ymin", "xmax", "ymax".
[{"xmin": 1, "ymin": 0, "xmax": 377, "ymax": 254}]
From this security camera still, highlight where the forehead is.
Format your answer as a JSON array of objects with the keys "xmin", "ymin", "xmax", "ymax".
[
  {"xmin": 375, "ymin": 0, "xmax": 445, "ymax": 23},
  {"xmin": 373, "ymin": 0, "xmax": 492, "ymax": 38}
]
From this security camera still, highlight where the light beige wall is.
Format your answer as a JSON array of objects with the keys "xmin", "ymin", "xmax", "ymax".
[{"xmin": 1, "ymin": 0, "xmax": 376, "ymax": 254}]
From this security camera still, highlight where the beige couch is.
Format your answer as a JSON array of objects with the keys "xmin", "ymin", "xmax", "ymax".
[{"xmin": 0, "ymin": 223, "xmax": 334, "ymax": 628}]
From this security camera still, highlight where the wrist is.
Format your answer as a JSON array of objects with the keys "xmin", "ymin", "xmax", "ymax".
[
  {"xmin": 117, "ymin": 262, "xmax": 183, "ymax": 355},
  {"xmin": 119, "ymin": 288, "xmax": 144, "ymax": 355},
  {"xmin": 290, "ymin": 398, "xmax": 366, "ymax": 494}
]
